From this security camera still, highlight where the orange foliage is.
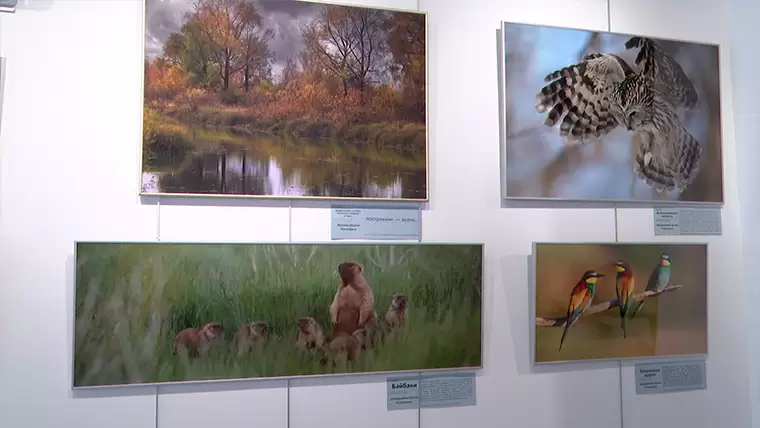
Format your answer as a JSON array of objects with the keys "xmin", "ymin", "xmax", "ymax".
[
  {"xmin": 244, "ymin": 80, "xmax": 398, "ymax": 125},
  {"xmin": 143, "ymin": 0, "xmax": 426, "ymax": 128},
  {"xmin": 146, "ymin": 60, "xmax": 188, "ymax": 102}
]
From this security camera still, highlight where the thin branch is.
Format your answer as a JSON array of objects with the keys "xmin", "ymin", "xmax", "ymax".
[{"xmin": 535, "ymin": 284, "xmax": 683, "ymax": 327}]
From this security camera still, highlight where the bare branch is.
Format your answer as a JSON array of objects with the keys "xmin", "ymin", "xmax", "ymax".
[{"xmin": 535, "ymin": 284, "xmax": 683, "ymax": 327}]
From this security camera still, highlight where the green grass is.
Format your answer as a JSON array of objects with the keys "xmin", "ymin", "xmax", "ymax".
[{"xmin": 73, "ymin": 243, "xmax": 482, "ymax": 387}]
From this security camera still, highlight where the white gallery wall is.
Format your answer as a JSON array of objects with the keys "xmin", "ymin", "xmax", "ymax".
[{"xmin": 0, "ymin": 0, "xmax": 754, "ymax": 427}]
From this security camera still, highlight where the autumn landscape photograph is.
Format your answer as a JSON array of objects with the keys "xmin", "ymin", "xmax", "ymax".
[{"xmin": 142, "ymin": 0, "xmax": 427, "ymax": 200}]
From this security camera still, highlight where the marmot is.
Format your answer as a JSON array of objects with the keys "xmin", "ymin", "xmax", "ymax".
[
  {"xmin": 329, "ymin": 261, "xmax": 377, "ymax": 339},
  {"xmin": 295, "ymin": 316, "xmax": 326, "ymax": 350},
  {"xmin": 234, "ymin": 321, "xmax": 269, "ymax": 356},
  {"xmin": 172, "ymin": 322, "xmax": 224, "ymax": 357},
  {"xmin": 385, "ymin": 294, "xmax": 408, "ymax": 329},
  {"xmin": 328, "ymin": 328, "xmax": 367, "ymax": 364}
]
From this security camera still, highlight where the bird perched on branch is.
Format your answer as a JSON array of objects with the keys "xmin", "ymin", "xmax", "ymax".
[
  {"xmin": 559, "ymin": 270, "xmax": 605, "ymax": 352},
  {"xmin": 614, "ymin": 260, "xmax": 635, "ymax": 338},
  {"xmin": 535, "ymin": 36, "xmax": 702, "ymax": 193},
  {"xmin": 630, "ymin": 253, "xmax": 672, "ymax": 319}
]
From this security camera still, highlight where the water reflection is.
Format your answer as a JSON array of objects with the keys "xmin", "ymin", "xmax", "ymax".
[{"xmin": 141, "ymin": 137, "xmax": 427, "ymax": 200}]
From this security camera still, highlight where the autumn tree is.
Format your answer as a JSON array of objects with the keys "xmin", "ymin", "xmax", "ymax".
[
  {"xmin": 301, "ymin": 5, "xmax": 388, "ymax": 97},
  {"xmin": 162, "ymin": 17, "xmax": 220, "ymax": 88},
  {"xmin": 145, "ymin": 58, "xmax": 188, "ymax": 103},
  {"xmin": 386, "ymin": 12, "xmax": 426, "ymax": 122},
  {"xmin": 238, "ymin": 29, "xmax": 274, "ymax": 91},
  {"xmin": 279, "ymin": 55, "xmax": 299, "ymax": 88},
  {"xmin": 189, "ymin": 0, "xmax": 273, "ymax": 91}
]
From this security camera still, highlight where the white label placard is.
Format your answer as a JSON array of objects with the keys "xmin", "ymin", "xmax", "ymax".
[
  {"xmin": 387, "ymin": 372, "xmax": 476, "ymax": 410},
  {"xmin": 653, "ymin": 208, "xmax": 722, "ymax": 236},
  {"xmin": 634, "ymin": 359, "xmax": 706, "ymax": 395},
  {"xmin": 331, "ymin": 206, "xmax": 420, "ymax": 240}
]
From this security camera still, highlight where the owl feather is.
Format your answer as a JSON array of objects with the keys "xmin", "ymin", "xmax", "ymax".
[
  {"xmin": 536, "ymin": 53, "xmax": 634, "ymax": 140},
  {"xmin": 534, "ymin": 36, "xmax": 703, "ymax": 193},
  {"xmin": 625, "ymin": 36, "xmax": 699, "ymax": 110}
]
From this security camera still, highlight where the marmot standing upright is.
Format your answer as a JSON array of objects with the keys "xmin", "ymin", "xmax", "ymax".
[
  {"xmin": 329, "ymin": 261, "xmax": 378, "ymax": 339},
  {"xmin": 234, "ymin": 321, "xmax": 269, "ymax": 356},
  {"xmin": 385, "ymin": 293, "xmax": 409, "ymax": 329},
  {"xmin": 295, "ymin": 316, "xmax": 326, "ymax": 350}
]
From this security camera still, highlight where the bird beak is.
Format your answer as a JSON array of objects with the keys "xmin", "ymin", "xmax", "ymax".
[{"xmin": 597, "ymin": 274, "xmax": 605, "ymax": 277}]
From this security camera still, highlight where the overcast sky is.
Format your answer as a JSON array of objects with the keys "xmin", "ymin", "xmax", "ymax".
[{"xmin": 144, "ymin": 0, "xmax": 321, "ymax": 79}]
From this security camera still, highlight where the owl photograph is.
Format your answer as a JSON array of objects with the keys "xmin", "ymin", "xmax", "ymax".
[
  {"xmin": 532, "ymin": 242, "xmax": 707, "ymax": 364},
  {"xmin": 501, "ymin": 22, "xmax": 723, "ymax": 204}
]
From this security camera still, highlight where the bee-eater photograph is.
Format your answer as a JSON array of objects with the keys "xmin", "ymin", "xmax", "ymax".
[{"xmin": 533, "ymin": 243, "xmax": 707, "ymax": 364}]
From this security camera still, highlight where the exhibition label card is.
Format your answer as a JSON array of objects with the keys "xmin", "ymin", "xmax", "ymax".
[
  {"xmin": 331, "ymin": 206, "xmax": 420, "ymax": 240},
  {"xmin": 387, "ymin": 372, "xmax": 477, "ymax": 411},
  {"xmin": 634, "ymin": 359, "xmax": 707, "ymax": 395},
  {"xmin": 387, "ymin": 376, "xmax": 420, "ymax": 410},
  {"xmin": 418, "ymin": 372, "xmax": 476, "ymax": 409},
  {"xmin": 653, "ymin": 208, "xmax": 722, "ymax": 236}
]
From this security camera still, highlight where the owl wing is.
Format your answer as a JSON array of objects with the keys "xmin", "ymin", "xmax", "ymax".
[
  {"xmin": 535, "ymin": 53, "xmax": 634, "ymax": 140},
  {"xmin": 632, "ymin": 107, "xmax": 702, "ymax": 193},
  {"xmin": 625, "ymin": 37, "xmax": 698, "ymax": 110}
]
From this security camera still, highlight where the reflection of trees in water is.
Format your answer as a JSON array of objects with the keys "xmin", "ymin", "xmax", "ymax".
[
  {"xmin": 146, "ymin": 141, "xmax": 426, "ymax": 199},
  {"xmin": 156, "ymin": 151, "xmax": 270, "ymax": 195}
]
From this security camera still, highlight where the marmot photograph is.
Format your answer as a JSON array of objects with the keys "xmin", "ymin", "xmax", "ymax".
[
  {"xmin": 141, "ymin": 0, "xmax": 428, "ymax": 201},
  {"xmin": 500, "ymin": 21, "xmax": 723, "ymax": 204},
  {"xmin": 73, "ymin": 242, "xmax": 482, "ymax": 387},
  {"xmin": 533, "ymin": 242, "xmax": 707, "ymax": 364}
]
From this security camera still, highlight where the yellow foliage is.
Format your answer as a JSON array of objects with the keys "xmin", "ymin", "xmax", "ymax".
[{"xmin": 146, "ymin": 61, "xmax": 188, "ymax": 101}]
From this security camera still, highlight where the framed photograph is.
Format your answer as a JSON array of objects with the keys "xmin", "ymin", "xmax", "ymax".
[
  {"xmin": 141, "ymin": 0, "xmax": 428, "ymax": 202},
  {"xmin": 532, "ymin": 242, "xmax": 707, "ymax": 364},
  {"xmin": 72, "ymin": 242, "xmax": 482, "ymax": 388},
  {"xmin": 500, "ymin": 21, "xmax": 723, "ymax": 205}
]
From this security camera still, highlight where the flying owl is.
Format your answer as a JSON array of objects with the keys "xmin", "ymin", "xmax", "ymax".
[{"xmin": 534, "ymin": 36, "xmax": 702, "ymax": 193}]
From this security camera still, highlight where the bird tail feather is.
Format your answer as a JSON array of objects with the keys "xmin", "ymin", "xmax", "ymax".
[
  {"xmin": 630, "ymin": 301, "xmax": 645, "ymax": 320},
  {"xmin": 621, "ymin": 315, "xmax": 627, "ymax": 338},
  {"xmin": 559, "ymin": 321, "xmax": 571, "ymax": 352}
]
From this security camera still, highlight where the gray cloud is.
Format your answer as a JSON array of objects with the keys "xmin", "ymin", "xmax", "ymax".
[
  {"xmin": 145, "ymin": 0, "xmax": 195, "ymax": 59},
  {"xmin": 144, "ymin": 0, "xmax": 323, "ymax": 79}
]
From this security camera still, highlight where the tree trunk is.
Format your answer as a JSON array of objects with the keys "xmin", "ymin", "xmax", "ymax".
[
  {"xmin": 223, "ymin": 56, "xmax": 231, "ymax": 90},
  {"xmin": 220, "ymin": 152, "xmax": 227, "ymax": 193},
  {"xmin": 244, "ymin": 64, "xmax": 251, "ymax": 92},
  {"xmin": 241, "ymin": 150, "xmax": 247, "ymax": 194}
]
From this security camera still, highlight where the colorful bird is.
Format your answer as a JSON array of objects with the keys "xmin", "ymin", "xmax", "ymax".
[
  {"xmin": 614, "ymin": 260, "xmax": 635, "ymax": 338},
  {"xmin": 631, "ymin": 253, "xmax": 672, "ymax": 319},
  {"xmin": 558, "ymin": 270, "xmax": 605, "ymax": 352}
]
